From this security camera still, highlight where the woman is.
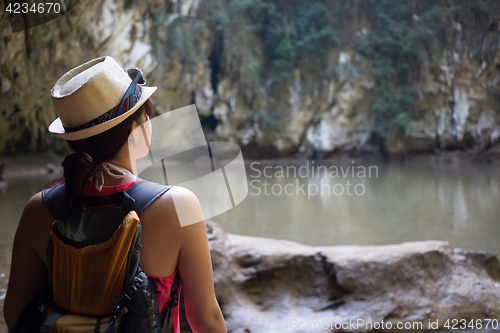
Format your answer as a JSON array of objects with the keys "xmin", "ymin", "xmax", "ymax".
[{"xmin": 3, "ymin": 56, "xmax": 226, "ymax": 333}]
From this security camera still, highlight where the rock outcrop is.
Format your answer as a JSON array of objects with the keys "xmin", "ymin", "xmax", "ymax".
[
  {"xmin": 203, "ymin": 221, "xmax": 500, "ymax": 333},
  {"xmin": 1, "ymin": 0, "xmax": 500, "ymax": 155}
]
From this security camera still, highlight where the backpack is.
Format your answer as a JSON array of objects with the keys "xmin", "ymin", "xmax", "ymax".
[{"xmin": 11, "ymin": 180, "xmax": 180, "ymax": 333}]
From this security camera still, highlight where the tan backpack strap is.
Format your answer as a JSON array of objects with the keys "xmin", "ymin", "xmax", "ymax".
[
  {"xmin": 94, "ymin": 317, "xmax": 103, "ymax": 333},
  {"xmin": 40, "ymin": 310, "xmax": 66, "ymax": 333}
]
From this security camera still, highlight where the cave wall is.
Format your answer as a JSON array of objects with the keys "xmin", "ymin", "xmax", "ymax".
[{"xmin": 1, "ymin": 0, "xmax": 500, "ymax": 155}]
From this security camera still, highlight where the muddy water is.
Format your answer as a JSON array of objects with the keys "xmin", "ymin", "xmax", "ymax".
[{"xmin": 211, "ymin": 161, "xmax": 500, "ymax": 255}]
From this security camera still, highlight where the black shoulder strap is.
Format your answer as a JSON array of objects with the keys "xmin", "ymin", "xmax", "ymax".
[
  {"xmin": 42, "ymin": 180, "xmax": 172, "ymax": 219},
  {"xmin": 41, "ymin": 184, "xmax": 72, "ymax": 220},
  {"xmin": 126, "ymin": 180, "xmax": 172, "ymax": 214},
  {"xmin": 70, "ymin": 191, "xmax": 135, "ymax": 211}
]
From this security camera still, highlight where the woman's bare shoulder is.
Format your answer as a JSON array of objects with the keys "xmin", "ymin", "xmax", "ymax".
[
  {"xmin": 19, "ymin": 191, "xmax": 54, "ymax": 230},
  {"xmin": 25, "ymin": 191, "xmax": 46, "ymax": 208},
  {"xmin": 13, "ymin": 191, "xmax": 54, "ymax": 265},
  {"xmin": 141, "ymin": 185, "xmax": 205, "ymax": 228}
]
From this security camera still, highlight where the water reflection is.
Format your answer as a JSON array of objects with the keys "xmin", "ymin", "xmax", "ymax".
[
  {"xmin": 0, "ymin": 175, "xmax": 55, "ymax": 246},
  {"xmin": 212, "ymin": 162, "xmax": 500, "ymax": 255},
  {"xmin": 451, "ymin": 181, "xmax": 468, "ymax": 234}
]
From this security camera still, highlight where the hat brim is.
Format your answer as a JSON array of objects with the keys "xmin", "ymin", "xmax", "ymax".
[{"xmin": 49, "ymin": 86, "xmax": 157, "ymax": 140}]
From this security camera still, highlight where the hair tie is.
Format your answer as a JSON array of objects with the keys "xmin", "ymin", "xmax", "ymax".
[{"xmin": 76, "ymin": 151, "xmax": 93, "ymax": 164}]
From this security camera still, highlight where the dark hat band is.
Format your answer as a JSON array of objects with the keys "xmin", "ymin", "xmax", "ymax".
[{"xmin": 63, "ymin": 86, "xmax": 143, "ymax": 133}]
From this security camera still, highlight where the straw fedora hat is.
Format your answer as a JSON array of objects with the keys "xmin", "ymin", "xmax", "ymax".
[{"xmin": 49, "ymin": 56, "xmax": 157, "ymax": 140}]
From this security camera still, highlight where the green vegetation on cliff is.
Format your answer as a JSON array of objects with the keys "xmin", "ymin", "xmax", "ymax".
[
  {"xmin": 150, "ymin": 0, "xmax": 493, "ymax": 147},
  {"xmin": 203, "ymin": 0, "xmax": 339, "ymax": 88},
  {"xmin": 357, "ymin": 0, "xmax": 419, "ymax": 139},
  {"xmin": 357, "ymin": 0, "xmax": 491, "ymax": 140}
]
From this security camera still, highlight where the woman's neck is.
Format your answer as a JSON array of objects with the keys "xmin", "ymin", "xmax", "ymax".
[
  {"xmin": 100, "ymin": 155, "xmax": 138, "ymax": 186},
  {"xmin": 106, "ymin": 156, "xmax": 136, "ymax": 176}
]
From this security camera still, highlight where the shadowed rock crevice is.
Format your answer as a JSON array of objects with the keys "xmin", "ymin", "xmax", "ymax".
[{"xmin": 237, "ymin": 253, "xmax": 351, "ymax": 313}]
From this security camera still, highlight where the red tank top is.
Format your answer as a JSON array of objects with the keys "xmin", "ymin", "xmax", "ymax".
[{"xmin": 82, "ymin": 180, "xmax": 181, "ymax": 332}]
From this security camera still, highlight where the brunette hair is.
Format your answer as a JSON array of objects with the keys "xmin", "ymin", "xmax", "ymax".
[{"xmin": 53, "ymin": 99, "xmax": 154, "ymax": 197}]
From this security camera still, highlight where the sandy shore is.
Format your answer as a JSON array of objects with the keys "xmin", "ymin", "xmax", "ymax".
[
  {"xmin": 243, "ymin": 147, "xmax": 500, "ymax": 166},
  {"xmin": 1, "ymin": 147, "xmax": 499, "ymax": 180},
  {"xmin": 0, "ymin": 154, "xmax": 64, "ymax": 180}
]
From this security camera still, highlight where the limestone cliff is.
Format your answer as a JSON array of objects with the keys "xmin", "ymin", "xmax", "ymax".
[{"xmin": 0, "ymin": 0, "xmax": 499, "ymax": 155}]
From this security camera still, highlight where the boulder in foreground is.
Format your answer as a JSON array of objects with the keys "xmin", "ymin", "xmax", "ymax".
[{"xmin": 203, "ymin": 221, "xmax": 500, "ymax": 333}]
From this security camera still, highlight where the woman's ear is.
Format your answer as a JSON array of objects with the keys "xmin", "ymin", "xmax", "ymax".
[
  {"xmin": 128, "ymin": 118, "xmax": 150, "ymax": 160},
  {"xmin": 130, "ymin": 120, "xmax": 140, "ymax": 139}
]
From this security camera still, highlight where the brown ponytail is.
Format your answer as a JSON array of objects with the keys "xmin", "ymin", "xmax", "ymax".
[
  {"xmin": 62, "ymin": 152, "xmax": 99, "ymax": 197},
  {"xmin": 47, "ymin": 99, "xmax": 154, "ymax": 197}
]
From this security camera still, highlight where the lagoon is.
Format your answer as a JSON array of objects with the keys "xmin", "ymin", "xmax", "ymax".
[{"xmin": 0, "ymin": 161, "xmax": 499, "ymax": 255}]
